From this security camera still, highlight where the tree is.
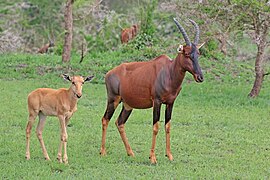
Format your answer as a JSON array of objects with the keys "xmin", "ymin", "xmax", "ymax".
[
  {"xmin": 196, "ymin": 0, "xmax": 270, "ymax": 97},
  {"xmin": 246, "ymin": 7, "xmax": 270, "ymax": 97},
  {"xmin": 231, "ymin": 0, "xmax": 270, "ymax": 97},
  {"xmin": 62, "ymin": 0, "xmax": 74, "ymax": 62}
]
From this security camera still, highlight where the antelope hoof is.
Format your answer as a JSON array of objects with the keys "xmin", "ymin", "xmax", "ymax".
[
  {"xmin": 45, "ymin": 156, "xmax": 51, "ymax": 161},
  {"xmin": 25, "ymin": 154, "xmax": 30, "ymax": 160},
  {"xmin": 100, "ymin": 149, "xmax": 106, "ymax": 156},
  {"xmin": 127, "ymin": 151, "xmax": 135, "ymax": 157},
  {"xmin": 63, "ymin": 159, "xmax": 68, "ymax": 164},
  {"xmin": 166, "ymin": 153, "xmax": 173, "ymax": 161},
  {"xmin": 57, "ymin": 157, "xmax": 63, "ymax": 163},
  {"xmin": 149, "ymin": 155, "xmax": 157, "ymax": 164}
]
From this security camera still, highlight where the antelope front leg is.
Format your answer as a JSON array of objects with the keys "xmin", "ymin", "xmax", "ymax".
[
  {"xmin": 165, "ymin": 104, "xmax": 174, "ymax": 161},
  {"xmin": 165, "ymin": 122, "xmax": 173, "ymax": 161},
  {"xmin": 57, "ymin": 141, "xmax": 63, "ymax": 163},
  {"xmin": 63, "ymin": 116, "xmax": 72, "ymax": 163},
  {"xmin": 63, "ymin": 139, "xmax": 68, "ymax": 164},
  {"xmin": 58, "ymin": 115, "xmax": 68, "ymax": 164},
  {"xmin": 150, "ymin": 101, "xmax": 161, "ymax": 164},
  {"xmin": 150, "ymin": 122, "xmax": 159, "ymax": 164}
]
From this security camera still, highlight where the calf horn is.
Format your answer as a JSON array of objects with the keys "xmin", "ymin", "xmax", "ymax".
[
  {"xmin": 173, "ymin": 18, "xmax": 191, "ymax": 47},
  {"xmin": 188, "ymin": 19, "xmax": 200, "ymax": 45}
]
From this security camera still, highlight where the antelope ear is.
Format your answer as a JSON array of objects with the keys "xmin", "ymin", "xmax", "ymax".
[
  {"xmin": 197, "ymin": 42, "xmax": 205, "ymax": 49},
  {"xmin": 177, "ymin": 44, "xmax": 184, "ymax": 53},
  {"xmin": 84, "ymin": 75, "xmax": 94, "ymax": 82},
  {"xmin": 62, "ymin": 74, "xmax": 71, "ymax": 81}
]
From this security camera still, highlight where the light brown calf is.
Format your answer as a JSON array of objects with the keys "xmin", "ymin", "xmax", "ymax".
[{"xmin": 25, "ymin": 74, "xmax": 94, "ymax": 164}]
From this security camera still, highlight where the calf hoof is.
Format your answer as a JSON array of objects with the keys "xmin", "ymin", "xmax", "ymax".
[
  {"xmin": 45, "ymin": 156, "xmax": 51, "ymax": 161},
  {"xmin": 100, "ymin": 149, "xmax": 106, "ymax": 156},
  {"xmin": 127, "ymin": 151, "xmax": 135, "ymax": 157},
  {"xmin": 149, "ymin": 155, "xmax": 157, "ymax": 164},
  {"xmin": 165, "ymin": 153, "xmax": 173, "ymax": 161},
  {"xmin": 57, "ymin": 157, "xmax": 63, "ymax": 163},
  {"xmin": 63, "ymin": 159, "xmax": 68, "ymax": 164},
  {"xmin": 25, "ymin": 152, "xmax": 30, "ymax": 160}
]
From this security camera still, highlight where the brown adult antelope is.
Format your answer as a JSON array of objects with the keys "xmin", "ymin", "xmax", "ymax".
[
  {"xmin": 25, "ymin": 74, "xmax": 94, "ymax": 164},
  {"xmin": 100, "ymin": 18, "xmax": 204, "ymax": 164},
  {"xmin": 37, "ymin": 40, "xmax": 54, "ymax": 54},
  {"xmin": 121, "ymin": 24, "xmax": 139, "ymax": 44}
]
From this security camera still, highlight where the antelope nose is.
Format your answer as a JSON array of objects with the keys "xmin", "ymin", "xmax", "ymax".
[
  {"xmin": 76, "ymin": 93, "xmax": 82, "ymax": 98},
  {"xmin": 198, "ymin": 75, "xmax": 204, "ymax": 82}
]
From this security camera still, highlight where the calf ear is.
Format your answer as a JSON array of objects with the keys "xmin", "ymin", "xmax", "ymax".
[
  {"xmin": 84, "ymin": 75, "xmax": 94, "ymax": 82},
  {"xmin": 62, "ymin": 74, "xmax": 71, "ymax": 81}
]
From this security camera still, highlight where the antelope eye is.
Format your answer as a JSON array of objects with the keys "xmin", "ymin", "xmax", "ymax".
[
  {"xmin": 72, "ymin": 82, "xmax": 75, "ymax": 85},
  {"xmin": 190, "ymin": 54, "xmax": 194, "ymax": 60}
]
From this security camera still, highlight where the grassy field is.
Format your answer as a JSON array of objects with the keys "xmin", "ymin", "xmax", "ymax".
[{"xmin": 0, "ymin": 53, "xmax": 270, "ymax": 179}]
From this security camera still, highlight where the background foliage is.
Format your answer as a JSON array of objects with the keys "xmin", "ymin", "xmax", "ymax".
[{"xmin": 1, "ymin": 0, "xmax": 269, "ymax": 62}]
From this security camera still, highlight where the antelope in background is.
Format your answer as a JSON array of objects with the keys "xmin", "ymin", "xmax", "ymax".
[
  {"xmin": 100, "ymin": 18, "xmax": 204, "ymax": 164},
  {"xmin": 25, "ymin": 74, "xmax": 94, "ymax": 164},
  {"xmin": 121, "ymin": 24, "xmax": 139, "ymax": 44},
  {"xmin": 37, "ymin": 40, "xmax": 54, "ymax": 54}
]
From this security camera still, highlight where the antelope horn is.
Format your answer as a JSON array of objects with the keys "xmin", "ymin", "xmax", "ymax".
[
  {"xmin": 188, "ymin": 19, "xmax": 200, "ymax": 45},
  {"xmin": 173, "ymin": 18, "xmax": 191, "ymax": 46}
]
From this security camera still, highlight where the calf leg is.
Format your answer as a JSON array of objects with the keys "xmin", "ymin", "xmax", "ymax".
[
  {"xmin": 165, "ymin": 104, "xmax": 174, "ymax": 161},
  {"xmin": 100, "ymin": 96, "xmax": 121, "ymax": 156},
  {"xmin": 36, "ymin": 113, "xmax": 50, "ymax": 160},
  {"xmin": 57, "ymin": 115, "xmax": 68, "ymax": 164},
  {"xmin": 25, "ymin": 111, "xmax": 38, "ymax": 160},
  {"xmin": 57, "ymin": 141, "xmax": 63, "ymax": 163},
  {"xmin": 115, "ymin": 104, "xmax": 134, "ymax": 156},
  {"xmin": 63, "ymin": 117, "xmax": 71, "ymax": 163},
  {"xmin": 149, "ymin": 101, "xmax": 161, "ymax": 164}
]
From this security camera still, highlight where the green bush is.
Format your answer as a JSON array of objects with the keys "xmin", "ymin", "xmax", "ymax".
[
  {"xmin": 54, "ymin": 42, "xmax": 63, "ymax": 56},
  {"xmin": 132, "ymin": 33, "xmax": 153, "ymax": 50}
]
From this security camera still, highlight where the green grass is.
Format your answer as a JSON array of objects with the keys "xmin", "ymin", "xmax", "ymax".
[{"xmin": 0, "ymin": 53, "xmax": 270, "ymax": 179}]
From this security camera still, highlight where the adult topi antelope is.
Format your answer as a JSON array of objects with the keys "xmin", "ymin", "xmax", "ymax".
[
  {"xmin": 100, "ymin": 18, "xmax": 205, "ymax": 164},
  {"xmin": 25, "ymin": 74, "xmax": 94, "ymax": 164}
]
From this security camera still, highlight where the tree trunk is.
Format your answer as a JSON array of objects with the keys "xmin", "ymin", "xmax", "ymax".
[
  {"xmin": 248, "ymin": 39, "xmax": 267, "ymax": 98},
  {"xmin": 248, "ymin": 48, "xmax": 264, "ymax": 98},
  {"xmin": 62, "ymin": 0, "xmax": 74, "ymax": 63},
  {"xmin": 248, "ymin": 10, "xmax": 269, "ymax": 98}
]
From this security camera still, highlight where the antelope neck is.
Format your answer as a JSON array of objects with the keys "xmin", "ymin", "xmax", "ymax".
[
  {"xmin": 68, "ymin": 87, "xmax": 80, "ymax": 100},
  {"xmin": 169, "ymin": 53, "xmax": 186, "ymax": 89}
]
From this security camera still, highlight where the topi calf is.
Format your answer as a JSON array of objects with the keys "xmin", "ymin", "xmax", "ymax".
[{"xmin": 25, "ymin": 74, "xmax": 94, "ymax": 164}]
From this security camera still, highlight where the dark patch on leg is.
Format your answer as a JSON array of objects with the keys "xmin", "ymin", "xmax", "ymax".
[
  {"xmin": 117, "ymin": 106, "xmax": 132, "ymax": 126},
  {"xmin": 165, "ymin": 103, "xmax": 174, "ymax": 125},
  {"xmin": 103, "ymin": 100, "xmax": 115, "ymax": 120},
  {"xmin": 153, "ymin": 100, "xmax": 162, "ymax": 125}
]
